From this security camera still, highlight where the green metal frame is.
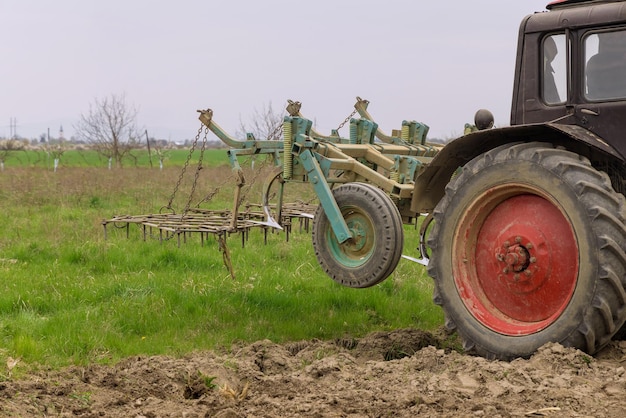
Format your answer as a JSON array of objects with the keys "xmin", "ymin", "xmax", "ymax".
[{"xmin": 197, "ymin": 98, "xmax": 444, "ymax": 242}]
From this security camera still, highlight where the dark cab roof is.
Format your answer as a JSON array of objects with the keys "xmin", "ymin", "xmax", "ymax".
[{"xmin": 525, "ymin": 0, "xmax": 626, "ymax": 33}]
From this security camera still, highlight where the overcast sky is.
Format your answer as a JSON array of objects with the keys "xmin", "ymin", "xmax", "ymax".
[{"xmin": 1, "ymin": 0, "xmax": 552, "ymax": 142}]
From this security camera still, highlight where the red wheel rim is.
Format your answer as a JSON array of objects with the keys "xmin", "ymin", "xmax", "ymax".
[{"xmin": 453, "ymin": 188, "xmax": 578, "ymax": 335}]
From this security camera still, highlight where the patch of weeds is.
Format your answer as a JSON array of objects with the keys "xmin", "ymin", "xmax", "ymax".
[
  {"xmin": 155, "ymin": 249, "xmax": 179, "ymax": 267},
  {"xmin": 89, "ymin": 196, "xmax": 102, "ymax": 209},
  {"xmin": 12, "ymin": 242, "xmax": 52, "ymax": 263},
  {"xmin": 183, "ymin": 371, "xmax": 217, "ymax": 399},
  {"xmin": 286, "ymin": 340, "xmax": 310, "ymax": 355},
  {"xmin": 222, "ymin": 359, "xmax": 239, "ymax": 371},
  {"xmin": 70, "ymin": 391, "xmax": 92, "ymax": 407},
  {"xmin": 335, "ymin": 337, "xmax": 358, "ymax": 350},
  {"xmin": 496, "ymin": 370, "xmax": 510, "ymax": 380},
  {"xmin": 202, "ymin": 373, "xmax": 218, "ymax": 390},
  {"xmin": 384, "ymin": 343, "xmax": 413, "ymax": 361},
  {"xmin": 219, "ymin": 381, "xmax": 249, "ymax": 402},
  {"xmin": 315, "ymin": 349, "xmax": 330, "ymax": 360},
  {"xmin": 65, "ymin": 249, "xmax": 88, "ymax": 265},
  {"xmin": 431, "ymin": 326, "xmax": 463, "ymax": 353}
]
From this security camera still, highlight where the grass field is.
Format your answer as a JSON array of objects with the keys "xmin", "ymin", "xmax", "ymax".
[
  {"xmin": 1, "ymin": 148, "xmax": 230, "ymax": 169},
  {"xmin": 0, "ymin": 154, "xmax": 442, "ymax": 373}
]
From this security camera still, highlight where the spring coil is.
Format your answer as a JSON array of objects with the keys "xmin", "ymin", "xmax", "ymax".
[
  {"xmin": 349, "ymin": 121, "xmax": 357, "ymax": 144},
  {"xmin": 283, "ymin": 120, "xmax": 293, "ymax": 180},
  {"xmin": 401, "ymin": 124, "xmax": 410, "ymax": 143}
]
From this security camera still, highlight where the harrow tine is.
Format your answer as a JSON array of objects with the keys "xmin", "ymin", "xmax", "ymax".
[
  {"xmin": 401, "ymin": 254, "xmax": 429, "ymax": 267},
  {"xmin": 258, "ymin": 206, "xmax": 283, "ymax": 230}
]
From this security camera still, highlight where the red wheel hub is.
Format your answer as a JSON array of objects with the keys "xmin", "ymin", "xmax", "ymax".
[{"xmin": 454, "ymin": 193, "xmax": 579, "ymax": 335}]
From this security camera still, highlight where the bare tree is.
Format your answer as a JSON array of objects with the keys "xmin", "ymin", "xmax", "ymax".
[
  {"xmin": 74, "ymin": 93, "xmax": 139, "ymax": 168},
  {"xmin": 237, "ymin": 102, "xmax": 284, "ymax": 141},
  {"xmin": 43, "ymin": 141, "xmax": 67, "ymax": 172},
  {"xmin": 154, "ymin": 147, "xmax": 170, "ymax": 171},
  {"xmin": 0, "ymin": 139, "xmax": 25, "ymax": 171}
]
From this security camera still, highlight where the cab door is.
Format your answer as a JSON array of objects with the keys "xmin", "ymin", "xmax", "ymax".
[
  {"xmin": 575, "ymin": 28, "xmax": 626, "ymax": 158},
  {"xmin": 512, "ymin": 32, "xmax": 570, "ymax": 126}
]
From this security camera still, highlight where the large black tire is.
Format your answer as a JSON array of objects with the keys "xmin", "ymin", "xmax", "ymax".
[
  {"xmin": 312, "ymin": 182, "xmax": 404, "ymax": 288},
  {"xmin": 428, "ymin": 142, "xmax": 626, "ymax": 360}
]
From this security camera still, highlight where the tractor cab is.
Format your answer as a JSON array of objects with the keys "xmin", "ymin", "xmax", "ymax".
[{"xmin": 512, "ymin": 0, "xmax": 626, "ymax": 158}]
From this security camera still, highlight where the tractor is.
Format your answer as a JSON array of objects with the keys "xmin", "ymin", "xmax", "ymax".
[
  {"xmin": 115, "ymin": 0, "xmax": 626, "ymax": 360},
  {"xmin": 197, "ymin": 0, "xmax": 626, "ymax": 360}
]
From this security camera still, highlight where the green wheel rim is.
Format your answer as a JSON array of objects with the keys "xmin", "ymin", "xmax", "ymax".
[{"xmin": 326, "ymin": 206, "xmax": 375, "ymax": 268}]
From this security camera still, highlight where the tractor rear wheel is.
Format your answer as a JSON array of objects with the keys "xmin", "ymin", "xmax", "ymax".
[
  {"xmin": 312, "ymin": 182, "xmax": 404, "ymax": 288},
  {"xmin": 428, "ymin": 142, "xmax": 626, "ymax": 360}
]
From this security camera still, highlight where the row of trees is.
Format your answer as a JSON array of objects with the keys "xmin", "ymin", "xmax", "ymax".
[
  {"xmin": 1, "ymin": 93, "xmax": 143, "ymax": 170},
  {"xmin": 0, "ymin": 138, "xmax": 67, "ymax": 171},
  {"xmin": 72, "ymin": 95, "xmax": 284, "ymax": 169},
  {"xmin": 1, "ymin": 95, "xmax": 291, "ymax": 170},
  {"xmin": 3, "ymin": 94, "xmax": 190, "ymax": 170}
]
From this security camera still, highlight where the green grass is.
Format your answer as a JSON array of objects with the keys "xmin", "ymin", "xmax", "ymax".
[
  {"xmin": 1, "ymin": 148, "xmax": 230, "ymax": 169},
  {"xmin": 0, "ymin": 164, "xmax": 442, "ymax": 372}
]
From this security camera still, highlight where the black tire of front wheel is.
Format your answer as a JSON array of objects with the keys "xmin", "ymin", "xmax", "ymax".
[
  {"xmin": 312, "ymin": 182, "xmax": 404, "ymax": 288},
  {"xmin": 428, "ymin": 142, "xmax": 626, "ymax": 360}
]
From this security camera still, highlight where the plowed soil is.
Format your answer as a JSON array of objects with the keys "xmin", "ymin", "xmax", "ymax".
[{"xmin": 1, "ymin": 328, "xmax": 626, "ymax": 417}]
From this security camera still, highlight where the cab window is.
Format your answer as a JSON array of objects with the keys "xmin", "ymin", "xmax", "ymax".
[
  {"xmin": 542, "ymin": 34, "xmax": 566, "ymax": 105},
  {"xmin": 585, "ymin": 30, "xmax": 626, "ymax": 101}
]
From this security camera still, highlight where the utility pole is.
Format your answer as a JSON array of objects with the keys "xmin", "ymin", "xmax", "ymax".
[
  {"xmin": 145, "ymin": 129, "xmax": 153, "ymax": 168},
  {"xmin": 9, "ymin": 117, "xmax": 17, "ymax": 139}
]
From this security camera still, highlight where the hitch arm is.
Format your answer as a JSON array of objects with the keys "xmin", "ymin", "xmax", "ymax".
[
  {"xmin": 198, "ymin": 109, "xmax": 282, "ymax": 151},
  {"xmin": 353, "ymin": 97, "xmax": 397, "ymax": 144},
  {"xmin": 297, "ymin": 148, "xmax": 352, "ymax": 244}
]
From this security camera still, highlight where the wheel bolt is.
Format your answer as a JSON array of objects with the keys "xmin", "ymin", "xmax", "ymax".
[
  {"xmin": 530, "ymin": 257, "xmax": 537, "ymax": 263},
  {"xmin": 515, "ymin": 236, "xmax": 522, "ymax": 243}
]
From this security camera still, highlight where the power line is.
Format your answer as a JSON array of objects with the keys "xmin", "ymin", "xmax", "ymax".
[{"xmin": 4, "ymin": 117, "xmax": 18, "ymax": 139}]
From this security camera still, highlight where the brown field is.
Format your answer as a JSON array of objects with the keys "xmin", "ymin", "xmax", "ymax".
[{"xmin": 1, "ymin": 330, "xmax": 626, "ymax": 417}]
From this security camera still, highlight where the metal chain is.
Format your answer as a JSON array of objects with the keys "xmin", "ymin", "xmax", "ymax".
[
  {"xmin": 163, "ymin": 123, "xmax": 204, "ymax": 213},
  {"xmin": 194, "ymin": 187, "xmax": 221, "ymax": 208},
  {"xmin": 195, "ymin": 155, "xmax": 255, "ymax": 208},
  {"xmin": 335, "ymin": 108, "xmax": 358, "ymax": 132},
  {"xmin": 181, "ymin": 125, "xmax": 209, "ymax": 218},
  {"xmin": 237, "ymin": 156, "xmax": 269, "ymax": 207},
  {"xmin": 194, "ymin": 164, "xmax": 241, "ymax": 208},
  {"xmin": 267, "ymin": 122, "xmax": 283, "ymax": 141}
]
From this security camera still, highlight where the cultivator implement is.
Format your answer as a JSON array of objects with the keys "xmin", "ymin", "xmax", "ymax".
[
  {"xmin": 104, "ymin": 97, "xmax": 444, "ymax": 281},
  {"xmin": 198, "ymin": 97, "xmax": 442, "ymax": 226},
  {"xmin": 102, "ymin": 202, "xmax": 316, "ymax": 246}
]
